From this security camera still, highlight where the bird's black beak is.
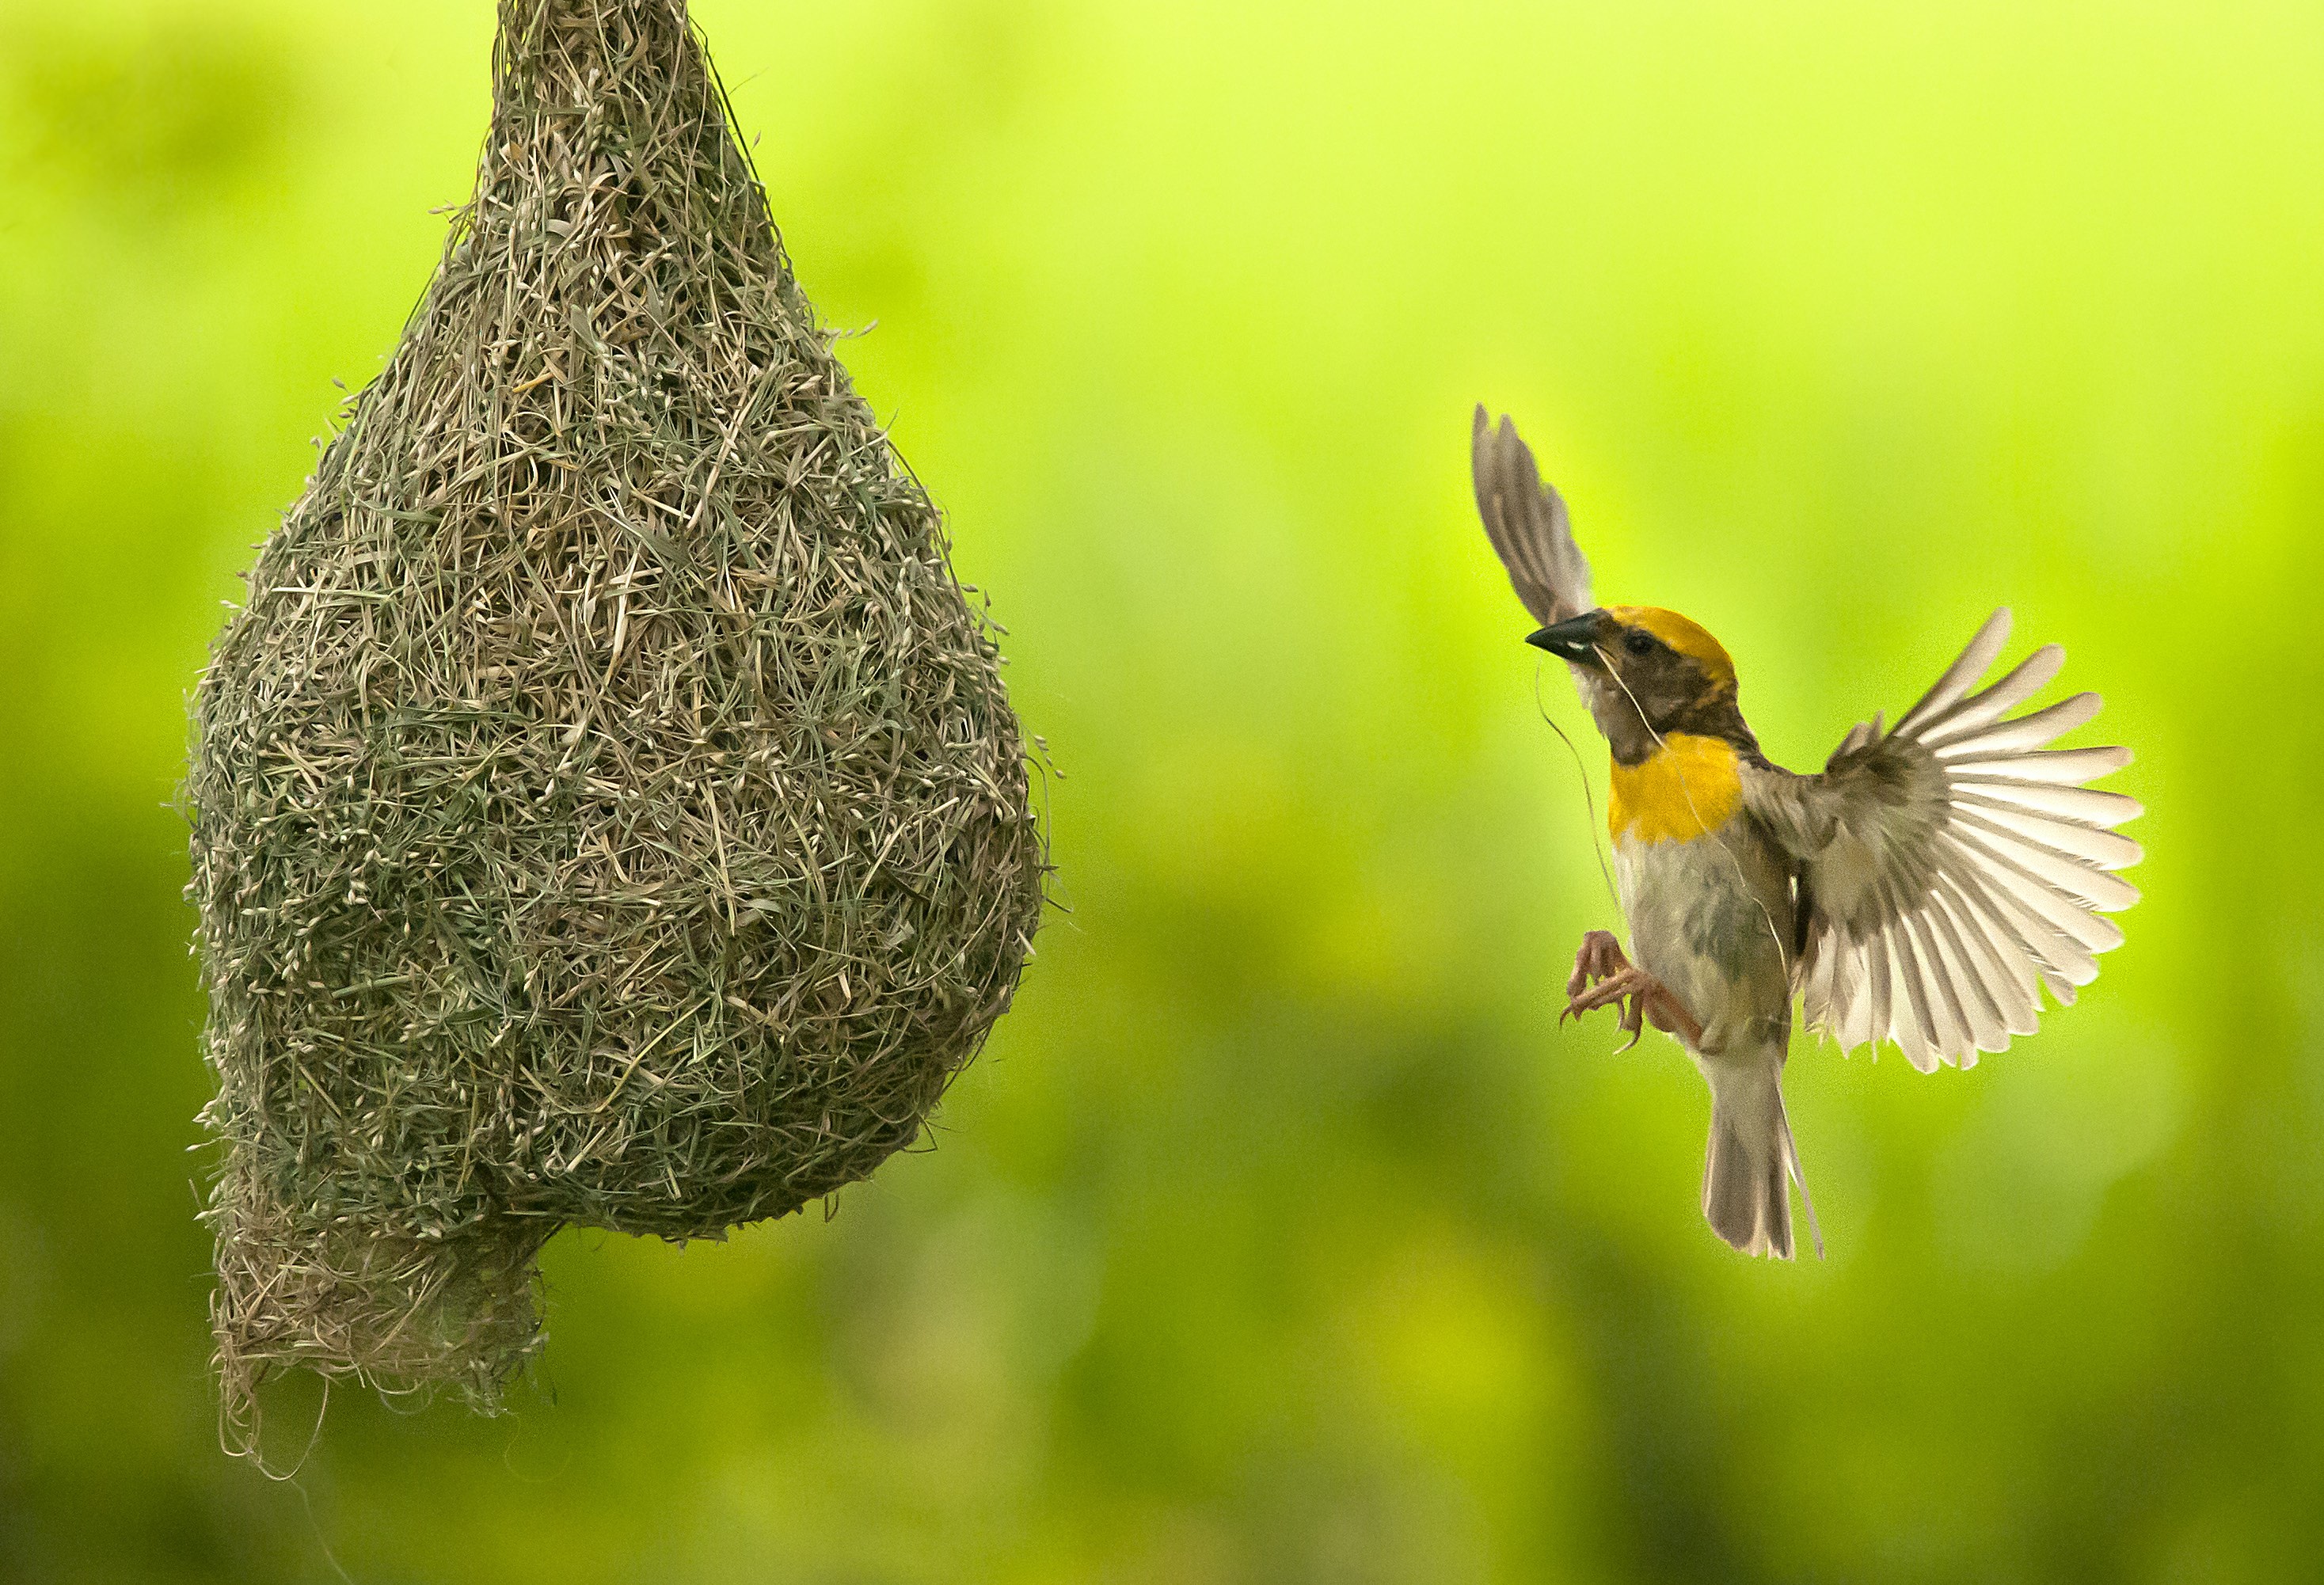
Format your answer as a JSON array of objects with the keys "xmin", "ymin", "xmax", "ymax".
[{"xmin": 1526, "ymin": 611, "xmax": 1603, "ymax": 661}]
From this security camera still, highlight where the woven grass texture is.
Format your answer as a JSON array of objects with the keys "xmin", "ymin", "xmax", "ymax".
[{"xmin": 185, "ymin": 0, "xmax": 1044, "ymax": 1435}]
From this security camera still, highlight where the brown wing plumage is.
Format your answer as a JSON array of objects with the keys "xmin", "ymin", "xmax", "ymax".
[
  {"xmin": 1471, "ymin": 406, "xmax": 1592, "ymax": 625},
  {"xmin": 1743, "ymin": 610, "xmax": 2142, "ymax": 1071}
]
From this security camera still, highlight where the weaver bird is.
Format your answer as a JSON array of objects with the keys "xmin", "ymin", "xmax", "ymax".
[{"xmin": 1472, "ymin": 408, "xmax": 2141, "ymax": 1258}]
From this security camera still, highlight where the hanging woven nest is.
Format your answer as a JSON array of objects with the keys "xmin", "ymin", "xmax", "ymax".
[{"xmin": 186, "ymin": 0, "xmax": 1044, "ymax": 1435}]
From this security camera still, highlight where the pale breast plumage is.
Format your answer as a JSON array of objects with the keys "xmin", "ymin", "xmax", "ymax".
[{"xmin": 1611, "ymin": 738, "xmax": 1797, "ymax": 1059}]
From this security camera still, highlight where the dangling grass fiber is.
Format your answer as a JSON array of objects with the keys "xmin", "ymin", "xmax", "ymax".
[{"xmin": 186, "ymin": 0, "xmax": 1044, "ymax": 1446}]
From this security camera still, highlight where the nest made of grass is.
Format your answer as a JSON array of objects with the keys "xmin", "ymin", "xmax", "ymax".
[{"xmin": 186, "ymin": 0, "xmax": 1045, "ymax": 1437}]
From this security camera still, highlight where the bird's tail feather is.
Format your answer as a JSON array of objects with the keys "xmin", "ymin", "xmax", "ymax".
[{"xmin": 1701, "ymin": 1057, "xmax": 1821, "ymax": 1260}]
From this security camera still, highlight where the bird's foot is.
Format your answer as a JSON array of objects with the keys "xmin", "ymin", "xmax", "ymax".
[{"xmin": 1562, "ymin": 930, "xmax": 1704, "ymax": 1053}]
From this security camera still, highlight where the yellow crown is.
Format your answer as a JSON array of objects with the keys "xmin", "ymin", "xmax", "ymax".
[{"xmin": 1607, "ymin": 605, "xmax": 1736, "ymax": 691}]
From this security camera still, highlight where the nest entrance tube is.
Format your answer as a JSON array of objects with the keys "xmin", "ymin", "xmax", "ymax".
[{"xmin": 187, "ymin": 0, "xmax": 1044, "ymax": 1439}]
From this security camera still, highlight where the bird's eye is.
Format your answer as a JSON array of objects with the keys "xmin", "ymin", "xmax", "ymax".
[{"xmin": 1622, "ymin": 631, "xmax": 1656, "ymax": 658}]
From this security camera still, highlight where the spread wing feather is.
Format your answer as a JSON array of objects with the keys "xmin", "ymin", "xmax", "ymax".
[
  {"xmin": 1471, "ymin": 406, "xmax": 1592, "ymax": 625},
  {"xmin": 1743, "ymin": 609, "xmax": 2140, "ymax": 1071}
]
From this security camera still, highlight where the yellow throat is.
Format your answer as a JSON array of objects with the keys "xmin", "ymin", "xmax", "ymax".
[{"xmin": 1609, "ymin": 734, "xmax": 1744, "ymax": 845}]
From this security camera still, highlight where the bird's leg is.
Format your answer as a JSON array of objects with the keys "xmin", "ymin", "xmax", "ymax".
[{"xmin": 1562, "ymin": 930, "xmax": 1706, "ymax": 1052}]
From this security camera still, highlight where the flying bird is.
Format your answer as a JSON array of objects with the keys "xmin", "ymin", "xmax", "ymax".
[{"xmin": 1473, "ymin": 407, "xmax": 2141, "ymax": 1258}]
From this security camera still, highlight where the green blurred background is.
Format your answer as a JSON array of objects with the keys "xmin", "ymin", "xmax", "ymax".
[{"xmin": 2, "ymin": 0, "xmax": 2319, "ymax": 1579}]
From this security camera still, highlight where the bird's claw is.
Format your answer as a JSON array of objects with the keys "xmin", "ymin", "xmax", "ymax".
[
  {"xmin": 1562, "ymin": 930, "xmax": 1704, "ymax": 1051},
  {"xmin": 1565, "ymin": 929, "xmax": 1629, "ymax": 1002}
]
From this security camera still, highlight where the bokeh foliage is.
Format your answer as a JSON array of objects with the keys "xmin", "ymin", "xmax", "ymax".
[{"xmin": 2, "ymin": 0, "xmax": 2320, "ymax": 1579}]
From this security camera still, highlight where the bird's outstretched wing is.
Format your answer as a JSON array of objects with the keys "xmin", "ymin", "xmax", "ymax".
[
  {"xmin": 1472, "ymin": 406, "xmax": 1592, "ymax": 625},
  {"xmin": 1741, "ymin": 610, "xmax": 2142, "ymax": 1071}
]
